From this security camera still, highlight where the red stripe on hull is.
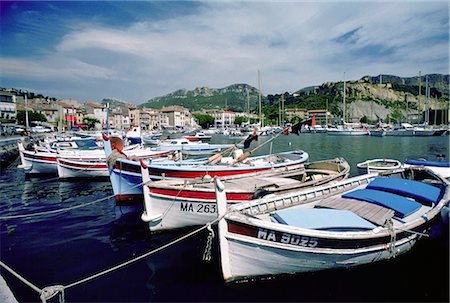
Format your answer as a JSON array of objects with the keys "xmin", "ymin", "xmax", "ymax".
[
  {"xmin": 149, "ymin": 187, "xmax": 254, "ymax": 201},
  {"xmin": 24, "ymin": 154, "xmax": 57, "ymax": 162},
  {"xmin": 114, "ymin": 194, "xmax": 144, "ymax": 206},
  {"xmin": 59, "ymin": 160, "xmax": 107, "ymax": 169},
  {"xmin": 149, "ymin": 167, "xmax": 272, "ymax": 179}
]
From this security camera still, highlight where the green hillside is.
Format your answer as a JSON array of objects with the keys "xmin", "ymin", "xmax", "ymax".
[{"xmin": 140, "ymin": 84, "xmax": 265, "ymax": 112}]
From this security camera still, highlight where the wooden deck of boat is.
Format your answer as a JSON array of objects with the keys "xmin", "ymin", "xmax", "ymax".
[{"xmin": 315, "ymin": 196, "xmax": 395, "ymax": 226}]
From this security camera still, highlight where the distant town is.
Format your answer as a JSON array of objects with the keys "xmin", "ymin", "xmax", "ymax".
[
  {"xmin": 0, "ymin": 87, "xmax": 337, "ymax": 136},
  {"xmin": 0, "ymin": 87, "xmax": 263, "ymax": 135}
]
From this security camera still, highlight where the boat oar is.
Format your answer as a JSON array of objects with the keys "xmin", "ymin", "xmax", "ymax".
[
  {"xmin": 207, "ymin": 145, "xmax": 236, "ymax": 164},
  {"xmin": 206, "ymin": 136, "xmax": 247, "ymax": 165},
  {"xmin": 236, "ymin": 130, "xmax": 285, "ymax": 163}
]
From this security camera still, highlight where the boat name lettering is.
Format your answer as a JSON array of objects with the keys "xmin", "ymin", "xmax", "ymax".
[
  {"xmin": 180, "ymin": 202, "xmax": 216, "ymax": 214},
  {"xmin": 257, "ymin": 229, "xmax": 318, "ymax": 247}
]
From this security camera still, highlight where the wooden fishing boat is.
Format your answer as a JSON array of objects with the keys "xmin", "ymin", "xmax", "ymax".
[
  {"xmin": 103, "ymin": 134, "xmax": 309, "ymax": 207},
  {"xmin": 356, "ymin": 158, "xmax": 402, "ymax": 174},
  {"xmin": 215, "ymin": 166, "xmax": 449, "ymax": 282},
  {"xmin": 140, "ymin": 158, "xmax": 350, "ymax": 232},
  {"xmin": 17, "ymin": 138, "xmax": 172, "ymax": 176},
  {"xmin": 17, "ymin": 140, "xmax": 104, "ymax": 174}
]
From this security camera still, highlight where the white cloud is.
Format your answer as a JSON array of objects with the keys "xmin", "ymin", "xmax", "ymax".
[{"xmin": 1, "ymin": 1, "xmax": 448, "ymax": 102}]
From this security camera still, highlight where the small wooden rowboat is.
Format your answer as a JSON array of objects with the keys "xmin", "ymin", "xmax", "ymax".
[
  {"xmin": 356, "ymin": 158, "xmax": 402, "ymax": 174},
  {"xmin": 215, "ymin": 166, "xmax": 449, "ymax": 282}
]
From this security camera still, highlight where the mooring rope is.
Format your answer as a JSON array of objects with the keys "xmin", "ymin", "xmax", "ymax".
[
  {"xmin": 0, "ymin": 261, "xmax": 42, "ymax": 294},
  {"xmin": 0, "ymin": 214, "xmax": 227, "ymax": 303},
  {"xmin": 394, "ymin": 227, "xmax": 429, "ymax": 238}
]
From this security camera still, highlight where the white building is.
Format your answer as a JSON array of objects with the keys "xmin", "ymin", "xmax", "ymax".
[
  {"xmin": 160, "ymin": 106, "xmax": 195, "ymax": 128},
  {"xmin": 203, "ymin": 109, "xmax": 257, "ymax": 126},
  {"xmin": 85, "ymin": 102, "xmax": 108, "ymax": 127},
  {"xmin": 0, "ymin": 94, "xmax": 17, "ymax": 123}
]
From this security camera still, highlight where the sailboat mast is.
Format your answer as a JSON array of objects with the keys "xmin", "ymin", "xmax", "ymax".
[
  {"xmin": 278, "ymin": 96, "xmax": 282, "ymax": 126},
  {"xmin": 418, "ymin": 71, "xmax": 422, "ymax": 123},
  {"xmin": 425, "ymin": 75, "xmax": 429, "ymax": 124},
  {"xmin": 258, "ymin": 70, "xmax": 262, "ymax": 127},
  {"xmin": 246, "ymin": 87, "xmax": 250, "ymax": 123},
  {"xmin": 343, "ymin": 72, "xmax": 346, "ymax": 125}
]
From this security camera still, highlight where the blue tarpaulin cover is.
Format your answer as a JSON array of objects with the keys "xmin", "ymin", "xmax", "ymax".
[
  {"xmin": 343, "ymin": 189, "xmax": 421, "ymax": 218},
  {"xmin": 367, "ymin": 177, "xmax": 441, "ymax": 205},
  {"xmin": 271, "ymin": 208, "xmax": 376, "ymax": 231},
  {"xmin": 404, "ymin": 159, "xmax": 450, "ymax": 168}
]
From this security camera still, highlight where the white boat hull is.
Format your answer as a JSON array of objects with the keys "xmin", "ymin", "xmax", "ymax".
[
  {"xmin": 413, "ymin": 130, "xmax": 435, "ymax": 136},
  {"xmin": 327, "ymin": 129, "xmax": 368, "ymax": 136},
  {"xmin": 385, "ymin": 129, "xmax": 414, "ymax": 136},
  {"xmin": 18, "ymin": 151, "xmax": 57, "ymax": 174},
  {"xmin": 57, "ymin": 159, "xmax": 108, "ymax": 178},
  {"xmin": 143, "ymin": 195, "xmax": 219, "ymax": 231},
  {"xmin": 215, "ymin": 168, "xmax": 449, "ymax": 283},
  {"xmin": 368, "ymin": 130, "xmax": 386, "ymax": 137},
  {"xmin": 221, "ymin": 233, "xmax": 416, "ymax": 281},
  {"xmin": 356, "ymin": 159, "xmax": 402, "ymax": 174},
  {"xmin": 24, "ymin": 158, "xmax": 57, "ymax": 174}
]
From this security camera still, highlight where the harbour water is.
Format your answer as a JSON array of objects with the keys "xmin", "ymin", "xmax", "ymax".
[{"xmin": 0, "ymin": 134, "xmax": 448, "ymax": 302}]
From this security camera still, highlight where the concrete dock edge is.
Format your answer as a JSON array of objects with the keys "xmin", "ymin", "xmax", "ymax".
[{"xmin": 0, "ymin": 275, "xmax": 19, "ymax": 303}]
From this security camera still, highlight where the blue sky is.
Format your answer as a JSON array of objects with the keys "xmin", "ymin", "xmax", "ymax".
[{"xmin": 1, "ymin": 1, "xmax": 448, "ymax": 104}]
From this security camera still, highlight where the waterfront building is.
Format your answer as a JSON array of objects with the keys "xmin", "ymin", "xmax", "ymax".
[
  {"xmin": 201, "ymin": 109, "xmax": 257, "ymax": 127},
  {"xmin": 57, "ymin": 100, "xmax": 83, "ymax": 129},
  {"xmin": 85, "ymin": 102, "xmax": 108, "ymax": 127},
  {"xmin": 0, "ymin": 93, "xmax": 17, "ymax": 123},
  {"xmin": 160, "ymin": 106, "xmax": 195, "ymax": 128},
  {"xmin": 111, "ymin": 107, "xmax": 130, "ymax": 130},
  {"xmin": 138, "ymin": 108, "xmax": 167, "ymax": 130},
  {"xmin": 129, "ymin": 107, "xmax": 141, "ymax": 128}
]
